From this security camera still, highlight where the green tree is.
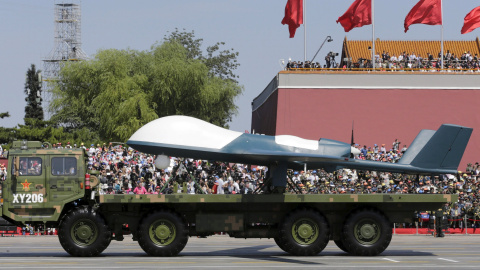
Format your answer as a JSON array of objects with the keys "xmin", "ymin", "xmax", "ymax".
[
  {"xmin": 15, "ymin": 119, "xmax": 98, "ymax": 145},
  {"xmin": 24, "ymin": 64, "xmax": 44, "ymax": 123},
  {"xmin": 0, "ymin": 112, "xmax": 13, "ymax": 145},
  {"xmin": 0, "ymin": 106, "xmax": 97, "ymax": 146},
  {"xmin": 0, "ymin": 112, "xmax": 10, "ymax": 119},
  {"xmin": 50, "ymin": 31, "xmax": 243, "ymax": 142},
  {"xmin": 164, "ymin": 28, "xmax": 240, "ymax": 82}
]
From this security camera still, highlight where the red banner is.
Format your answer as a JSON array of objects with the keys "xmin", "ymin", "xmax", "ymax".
[
  {"xmin": 462, "ymin": 6, "xmax": 480, "ymax": 34},
  {"xmin": 336, "ymin": 0, "xmax": 372, "ymax": 32},
  {"xmin": 404, "ymin": 0, "xmax": 442, "ymax": 33},
  {"xmin": 281, "ymin": 0, "xmax": 303, "ymax": 38}
]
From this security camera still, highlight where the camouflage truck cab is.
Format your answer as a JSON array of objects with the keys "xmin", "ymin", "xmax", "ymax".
[{"xmin": 2, "ymin": 141, "xmax": 87, "ymax": 225}]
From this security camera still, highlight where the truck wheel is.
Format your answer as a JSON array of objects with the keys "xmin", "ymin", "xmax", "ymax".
[
  {"xmin": 274, "ymin": 236, "xmax": 288, "ymax": 252},
  {"xmin": 342, "ymin": 209, "xmax": 392, "ymax": 256},
  {"xmin": 276, "ymin": 209, "xmax": 329, "ymax": 256},
  {"xmin": 334, "ymin": 239, "xmax": 348, "ymax": 253},
  {"xmin": 138, "ymin": 210, "xmax": 188, "ymax": 256},
  {"xmin": 58, "ymin": 206, "xmax": 111, "ymax": 257}
]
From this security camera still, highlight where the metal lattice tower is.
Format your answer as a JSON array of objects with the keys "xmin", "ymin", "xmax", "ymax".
[{"xmin": 43, "ymin": 2, "xmax": 88, "ymax": 83}]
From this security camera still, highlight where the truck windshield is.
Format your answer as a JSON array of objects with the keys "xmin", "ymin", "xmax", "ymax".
[
  {"xmin": 12, "ymin": 157, "xmax": 42, "ymax": 176},
  {"xmin": 52, "ymin": 157, "xmax": 77, "ymax": 176}
]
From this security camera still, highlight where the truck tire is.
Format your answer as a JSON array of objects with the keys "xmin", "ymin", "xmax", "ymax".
[
  {"xmin": 274, "ymin": 236, "xmax": 288, "ymax": 252},
  {"xmin": 58, "ymin": 206, "xmax": 111, "ymax": 257},
  {"xmin": 334, "ymin": 239, "xmax": 348, "ymax": 253},
  {"xmin": 137, "ymin": 210, "xmax": 188, "ymax": 256},
  {"xmin": 342, "ymin": 209, "xmax": 392, "ymax": 256},
  {"xmin": 276, "ymin": 209, "xmax": 329, "ymax": 256}
]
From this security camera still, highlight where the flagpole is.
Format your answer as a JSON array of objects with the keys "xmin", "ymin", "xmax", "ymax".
[
  {"xmin": 304, "ymin": 0, "xmax": 307, "ymax": 62},
  {"xmin": 372, "ymin": 0, "xmax": 375, "ymax": 71},
  {"xmin": 440, "ymin": 0, "xmax": 444, "ymax": 70}
]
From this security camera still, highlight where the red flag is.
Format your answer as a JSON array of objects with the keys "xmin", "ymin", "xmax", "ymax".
[
  {"xmin": 404, "ymin": 0, "xmax": 442, "ymax": 33},
  {"xmin": 462, "ymin": 6, "xmax": 480, "ymax": 34},
  {"xmin": 336, "ymin": 0, "xmax": 372, "ymax": 32},
  {"xmin": 281, "ymin": 0, "xmax": 303, "ymax": 38}
]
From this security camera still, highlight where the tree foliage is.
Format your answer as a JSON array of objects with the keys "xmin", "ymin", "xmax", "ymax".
[
  {"xmin": 15, "ymin": 119, "xmax": 98, "ymax": 144},
  {"xmin": 0, "ymin": 119, "xmax": 99, "ymax": 148},
  {"xmin": 0, "ymin": 64, "xmax": 99, "ymax": 147},
  {"xmin": 24, "ymin": 64, "xmax": 44, "ymax": 123},
  {"xmin": 0, "ymin": 112, "xmax": 10, "ymax": 119},
  {"xmin": 164, "ymin": 28, "xmax": 240, "ymax": 82},
  {"xmin": 50, "ymin": 31, "xmax": 243, "ymax": 142}
]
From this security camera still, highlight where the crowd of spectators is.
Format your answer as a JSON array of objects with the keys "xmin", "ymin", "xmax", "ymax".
[
  {"xmin": 286, "ymin": 50, "xmax": 480, "ymax": 71},
  {"xmin": 81, "ymin": 142, "xmax": 264, "ymax": 196},
  {"xmin": 371, "ymin": 50, "xmax": 480, "ymax": 70},
  {"xmin": 286, "ymin": 60, "xmax": 325, "ymax": 69}
]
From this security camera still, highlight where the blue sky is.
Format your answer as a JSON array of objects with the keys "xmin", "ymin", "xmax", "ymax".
[{"xmin": 1, "ymin": 0, "xmax": 479, "ymax": 133}]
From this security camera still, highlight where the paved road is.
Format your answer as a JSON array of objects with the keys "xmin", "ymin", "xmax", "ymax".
[{"xmin": 0, "ymin": 234, "xmax": 478, "ymax": 269}]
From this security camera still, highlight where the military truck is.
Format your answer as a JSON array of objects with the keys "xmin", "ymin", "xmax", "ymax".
[{"xmin": 0, "ymin": 139, "xmax": 460, "ymax": 257}]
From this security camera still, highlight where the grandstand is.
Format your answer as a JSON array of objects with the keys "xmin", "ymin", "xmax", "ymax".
[{"xmin": 340, "ymin": 37, "xmax": 480, "ymax": 66}]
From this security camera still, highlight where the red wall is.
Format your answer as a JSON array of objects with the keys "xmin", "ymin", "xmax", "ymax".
[{"xmin": 251, "ymin": 90, "xmax": 278, "ymax": 135}]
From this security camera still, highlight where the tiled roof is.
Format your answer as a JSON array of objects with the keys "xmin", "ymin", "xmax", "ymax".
[{"xmin": 342, "ymin": 37, "xmax": 480, "ymax": 62}]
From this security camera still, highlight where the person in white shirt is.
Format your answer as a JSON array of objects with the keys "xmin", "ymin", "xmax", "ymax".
[
  {"xmin": 232, "ymin": 179, "xmax": 240, "ymax": 194},
  {"xmin": 96, "ymin": 144, "xmax": 102, "ymax": 154},
  {"xmin": 88, "ymin": 144, "xmax": 96, "ymax": 157},
  {"xmin": 215, "ymin": 176, "xmax": 225, "ymax": 194},
  {"xmin": 409, "ymin": 52, "xmax": 416, "ymax": 61},
  {"xmin": 390, "ymin": 54, "xmax": 397, "ymax": 67},
  {"xmin": 187, "ymin": 179, "xmax": 195, "ymax": 194}
]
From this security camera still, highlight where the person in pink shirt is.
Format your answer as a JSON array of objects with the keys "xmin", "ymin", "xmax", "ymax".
[
  {"xmin": 122, "ymin": 186, "xmax": 131, "ymax": 194},
  {"xmin": 133, "ymin": 183, "xmax": 147, "ymax": 194}
]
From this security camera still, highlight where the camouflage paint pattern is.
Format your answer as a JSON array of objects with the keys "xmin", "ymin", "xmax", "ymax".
[{"xmin": 195, "ymin": 214, "xmax": 244, "ymax": 232}]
